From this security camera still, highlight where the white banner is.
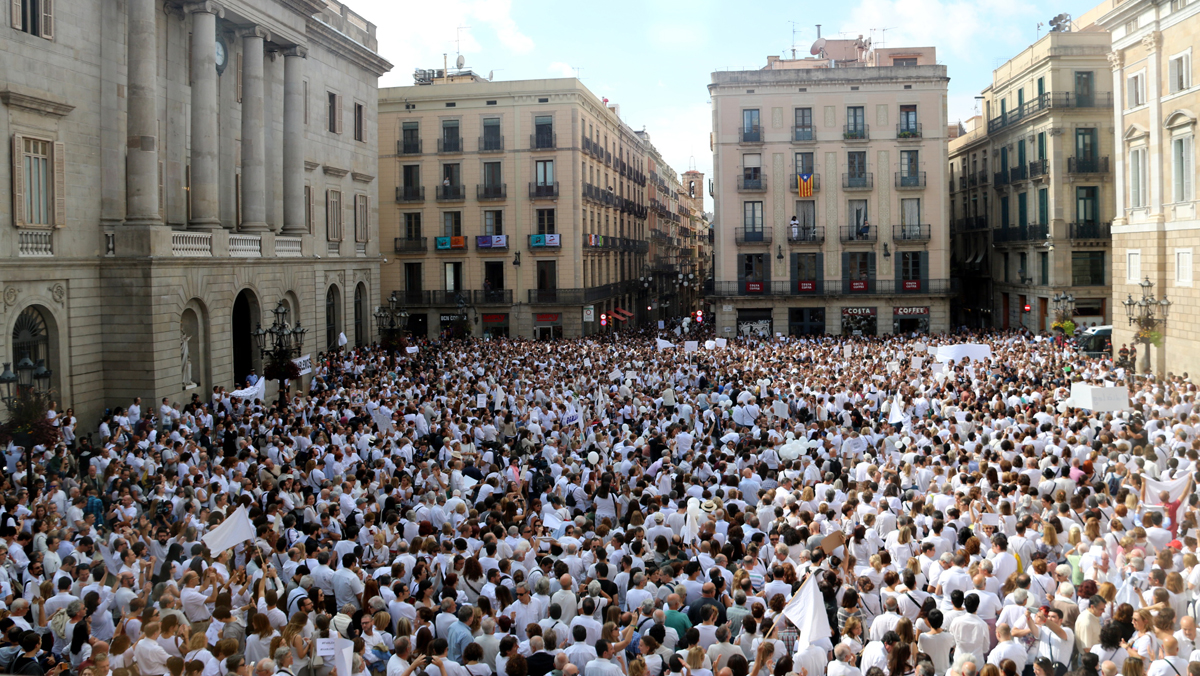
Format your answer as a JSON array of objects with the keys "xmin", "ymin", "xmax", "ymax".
[
  {"xmin": 684, "ymin": 341, "xmax": 698, "ymax": 353},
  {"xmin": 935, "ymin": 344, "xmax": 992, "ymax": 363},
  {"xmin": 406, "ymin": 346, "xmax": 419, "ymax": 354},
  {"xmin": 715, "ymin": 338, "xmax": 728, "ymax": 348},
  {"xmin": 1069, "ymin": 383, "xmax": 1129, "ymax": 412},
  {"xmin": 230, "ymin": 378, "xmax": 266, "ymax": 402},
  {"xmin": 292, "ymin": 354, "xmax": 312, "ymax": 376}
]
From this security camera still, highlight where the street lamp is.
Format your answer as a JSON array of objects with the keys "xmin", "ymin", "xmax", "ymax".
[
  {"xmin": 1122, "ymin": 277, "xmax": 1171, "ymax": 373},
  {"xmin": 254, "ymin": 300, "xmax": 306, "ymax": 406},
  {"xmin": 375, "ymin": 291, "xmax": 410, "ymax": 363},
  {"xmin": 1050, "ymin": 291, "xmax": 1076, "ymax": 335},
  {"xmin": 1, "ymin": 352, "xmax": 53, "ymax": 498}
]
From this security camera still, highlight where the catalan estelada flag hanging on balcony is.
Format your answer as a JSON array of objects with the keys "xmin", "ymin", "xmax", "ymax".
[{"xmin": 797, "ymin": 173, "xmax": 814, "ymax": 197}]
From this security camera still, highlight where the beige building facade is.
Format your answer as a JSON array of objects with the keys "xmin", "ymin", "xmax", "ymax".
[
  {"xmin": 1100, "ymin": 0, "xmax": 1200, "ymax": 374},
  {"xmin": 948, "ymin": 28, "xmax": 1117, "ymax": 332},
  {"xmin": 2, "ymin": 0, "xmax": 390, "ymax": 424},
  {"xmin": 639, "ymin": 134, "xmax": 706, "ymax": 324},
  {"xmin": 377, "ymin": 76, "xmax": 651, "ymax": 340},
  {"xmin": 709, "ymin": 47, "xmax": 952, "ymax": 338}
]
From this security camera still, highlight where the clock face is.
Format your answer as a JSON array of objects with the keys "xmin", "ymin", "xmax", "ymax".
[{"xmin": 215, "ymin": 36, "xmax": 228, "ymax": 74}]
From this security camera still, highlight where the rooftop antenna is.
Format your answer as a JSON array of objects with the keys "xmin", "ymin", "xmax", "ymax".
[
  {"xmin": 876, "ymin": 26, "xmax": 896, "ymax": 50},
  {"xmin": 455, "ymin": 25, "xmax": 470, "ymax": 66},
  {"xmin": 788, "ymin": 21, "xmax": 801, "ymax": 59},
  {"xmin": 1036, "ymin": 21, "xmax": 1044, "ymax": 39},
  {"xmin": 573, "ymin": 66, "xmax": 584, "ymax": 79}
]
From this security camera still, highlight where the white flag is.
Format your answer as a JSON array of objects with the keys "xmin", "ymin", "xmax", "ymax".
[
  {"xmin": 656, "ymin": 338, "xmax": 675, "ymax": 351},
  {"xmin": 337, "ymin": 332, "xmax": 349, "ymax": 347},
  {"xmin": 777, "ymin": 574, "xmax": 831, "ymax": 650},
  {"xmin": 202, "ymin": 506, "xmax": 256, "ymax": 555}
]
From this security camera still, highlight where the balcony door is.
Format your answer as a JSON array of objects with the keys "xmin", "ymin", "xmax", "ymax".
[
  {"xmin": 847, "ymin": 106, "xmax": 865, "ymax": 133},
  {"xmin": 1075, "ymin": 71, "xmax": 1094, "ymax": 107},
  {"xmin": 536, "ymin": 159, "xmax": 555, "ymax": 186},
  {"xmin": 536, "ymin": 260, "xmax": 557, "ymax": 291},
  {"xmin": 1076, "ymin": 128, "xmax": 1097, "ymax": 162},
  {"xmin": 404, "ymin": 263, "xmax": 422, "ymax": 292},
  {"xmin": 1077, "ymin": 187, "xmax": 1099, "ymax": 225},
  {"xmin": 444, "ymin": 262, "xmax": 463, "ymax": 293},
  {"xmin": 742, "ymin": 109, "xmax": 760, "ymax": 137},
  {"xmin": 901, "ymin": 198, "xmax": 921, "ymax": 238},
  {"xmin": 482, "ymin": 118, "xmax": 501, "ymax": 150},
  {"xmin": 1017, "ymin": 192, "xmax": 1028, "ymax": 227},
  {"xmin": 484, "ymin": 261, "xmax": 505, "ymax": 292},
  {"xmin": 743, "ymin": 201, "xmax": 764, "ymax": 241}
]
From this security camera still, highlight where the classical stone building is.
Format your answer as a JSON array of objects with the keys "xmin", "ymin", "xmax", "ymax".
[
  {"xmin": 1, "ymin": 0, "xmax": 391, "ymax": 424},
  {"xmin": 708, "ymin": 46, "xmax": 952, "ymax": 337},
  {"xmin": 1100, "ymin": 0, "xmax": 1199, "ymax": 374},
  {"xmin": 377, "ymin": 75, "xmax": 650, "ymax": 340}
]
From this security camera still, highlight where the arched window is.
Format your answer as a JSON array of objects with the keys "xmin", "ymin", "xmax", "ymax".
[
  {"xmin": 325, "ymin": 286, "xmax": 340, "ymax": 350},
  {"xmin": 12, "ymin": 306, "xmax": 49, "ymax": 365},
  {"xmin": 354, "ymin": 284, "xmax": 365, "ymax": 347}
]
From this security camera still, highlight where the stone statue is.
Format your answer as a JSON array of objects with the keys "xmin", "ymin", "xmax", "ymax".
[{"xmin": 181, "ymin": 330, "xmax": 197, "ymax": 390}]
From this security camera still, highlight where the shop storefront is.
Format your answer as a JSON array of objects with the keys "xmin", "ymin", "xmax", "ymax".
[
  {"xmin": 736, "ymin": 309, "xmax": 773, "ymax": 338},
  {"xmin": 533, "ymin": 313, "xmax": 563, "ymax": 340},
  {"xmin": 788, "ymin": 308, "xmax": 825, "ymax": 336},
  {"xmin": 893, "ymin": 306, "xmax": 930, "ymax": 334},
  {"xmin": 481, "ymin": 313, "xmax": 509, "ymax": 339},
  {"xmin": 841, "ymin": 307, "xmax": 877, "ymax": 336},
  {"xmin": 440, "ymin": 313, "xmax": 469, "ymax": 338}
]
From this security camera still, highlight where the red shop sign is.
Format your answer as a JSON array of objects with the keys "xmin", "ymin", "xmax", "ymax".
[
  {"xmin": 850, "ymin": 280, "xmax": 868, "ymax": 291},
  {"xmin": 745, "ymin": 281, "xmax": 764, "ymax": 293},
  {"xmin": 797, "ymin": 281, "xmax": 816, "ymax": 291},
  {"xmin": 893, "ymin": 306, "xmax": 929, "ymax": 316},
  {"xmin": 535, "ymin": 313, "xmax": 560, "ymax": 322},
  {"xmin": 482, "ymin": 314, "xmax": 508, "ymax": 323},
  {"xmin": 842, "ymin": 307, "xmax": 877, "ymax": 316},
  {"xmin": 902, "ymin": 280, "xmax": 922, "ymax": 290}
]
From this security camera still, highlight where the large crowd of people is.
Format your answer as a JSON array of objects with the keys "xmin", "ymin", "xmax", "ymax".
[{"xmin": 1, "ymin": 325, "xmax": 1199, "ymax": 676}]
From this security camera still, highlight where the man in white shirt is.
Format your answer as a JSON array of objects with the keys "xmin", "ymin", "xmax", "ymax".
[
  {"xmin": 949, "ymin": 595, "xmax": 992, "ymax": 665},
  {"xmin": 869, "ymin": 597, "xmax": 904, "ymax": 641},
  {"xmin": 1030, "ymin": 607, "xmax": 1075, "ymax": 668},
  {"xmin": 583, "ymin": 640, "xmax": 624, "ymax": 676},
  {"xmin": 987, "ymin": 623, "xmax": 1028, "ymax": 676},
  {"xmin": 828, "ymin": 644, "xmax": 862, "ymax": 676},
  {"xmin": 180, "ymin": 569, "xmax": 219, "ymax": 626},
  {"xmin": 1146, "ymin": 637, "xmax": 1188, "ymax": 676}
]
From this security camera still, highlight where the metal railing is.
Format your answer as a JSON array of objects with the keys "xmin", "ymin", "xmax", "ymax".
[
  {"xmin": 435, "ymin": 184, "xmax": 465, "ymax": 201},
  {"xmin": 893, "ymin": 224, "xmax": 932, "ymax": 241},
  {"xmin": 736, "ymin": 175, "xmax": 767, "ymax": 192},
  {"xmin": 427, "ymin": 290, "xmax": 472, "ymax": 305},
  {"xmin": 393, "ymin": 237, "xmax": 427, "ymax": 252},
  {"xmin": 734, "ymin": 227, "xmax": 772, "ymax": 245},
  {"xmin": 895, "ymin": 172, "xmax": 926, "ymax": 189},
  {"xmin": 793, "ymin": 125, "xmax": 816, "ymax": 142},
  {"xmin": 1009, "ymin": 165, "xmax": 1028, "ymax": 182},
  {"xmin": 787, "ymin": 226, "xmax": 825, "ymax": 243},
  {"xmin": 897, "ymin": 123, "xmax": 922, "ymax": 139},
  {"xmin": 739, "ymin": 126, "xmax": 763, "ymax": 143},
  {"xmin": 474, "ymin": 289, "xmax": 513, "ymax": 305},
  {"xmin": 977, "ymin": 170, "xmax": 990, "ymax": 185},
  {"xmin": 993, "ymin": 223, "xmax": 1049, "ymax": 243},
  {"xmin": 840, "ymin": 225, "xmax": 877, "ymax": 242},
  {"xmin": 987, "ymin": 92, "xmax": 1114, "ymax": 133},
  {"xmin": 994, "ymin": 171, "xmax": 1009, "ymax": 187},
  {"xmin": 531, "ymin": 132, "xmax": 557, "ymax": 150},
  {"xmin": 477, "ymin": 184, "xmax": 506, "ymax": 200},
  {"xmin": 842, "ymin": 172, "xmax": 873, "ymax": 190},
  {"xmin": 398, "ymin": 139, "xmax": 422, "ymax": 155},
  {"xmin": 396, "ymin": 186, "xmax": 425, "ymax": 202},
  {"xmin": 437, "ymin": 137, "xmax": 462, "ymax": 153},
  {"xmin": 1068, "ymin": 156, "xmax": 1109, "ymax": 174},
  {"xmin": 1069, "ymin": 222, "xmax": 1112, "ymax": 240},
  {"xmin": 789, "ymin": 173, "xmax": 821, "ymax": 193},
  {"xmin": 529, "ymin": 182, "xmax": 559, "ymax": 199},
  {"xmin": 708, "ymin": 279, "xmax": 958, "ymax": 297},
  {"xmin": 843, "ymin": 124, "xmax": 869, "ymax": 140},
  {"xmin": 528, "ymin": 289, "xmax": 585, "ymax": 305},
  {"xmin": 479, "ymin": 135, "xmax": 504, "ymax": 152},
  {"xmin": 393, "ymin": 290, "xmax": 429, "ymax": 305},
  {"xmin": 1028, "ymin": 159, "xmax": 1048, "ymax": 178}
]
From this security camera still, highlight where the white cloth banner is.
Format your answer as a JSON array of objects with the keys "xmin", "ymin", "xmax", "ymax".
[
  {"xmin": 371, "ymin": 407, "xmax": 394, "ymax": 433},
  {"xmin": 935, "ymin": 344, "xmax": 992, "ymax": 363},
  {"xmin": 1069, "ymin": 383, "xmax": 1130, "ymax": 412},
  {"xmin": 201, "ymin": 506, "xmax": 256, "ymax": 555},
  {"xmin": 684, "ymin": 341, "xmax": 698, "ymax": 353},
  {"xmin": 1143, "ymin": 474, "xmax": 1191, "ymax": 506},
  {"xmin": 705, "ymin": 340, "xmax": 716, "ymax": 350},
  {"xmin": 292, "ymin": 354, "xmax": 312, "ymax": 376},
  {"xmin": 888, "ymin": 394, "xmax": 905, "ymax": 425},
  {"xmin": 777, "ymin": 574, "xmax": 831, "ymax": 650},
  {"xmin": 230, "ymin": 378, "xmax": 266, "ymax": 402},
  {"xmin": 656, "ymin": 338, "xmax": 675, "ymax": 351},
  {"xmin": 715, "ymin": 338, "xmax": 728, "ymax": 348},
  {"xmin": 405, "ymin": 346, "xmax": 419, "ymax": 354}
]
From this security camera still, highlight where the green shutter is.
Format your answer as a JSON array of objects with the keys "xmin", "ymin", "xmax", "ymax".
[
  {"xmin": 816, "ymin": 252, "xmax": 825, "ymax": 294},
  {"xmin": 790, "ymin": 252, "xmax": 800, "ymax": 285},
  {"xmin": 868, "ymin": 252, "xmax": 877, "ymax": 293},
  {"xmin": 919, "ymin": 251, "xmax": 928, "ymax": 287},
  {"xmin": 841, "ymin": 252, "xmax": 850, "ymax": 280}
]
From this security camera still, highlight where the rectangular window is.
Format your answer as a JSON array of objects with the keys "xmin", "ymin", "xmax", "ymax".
[
  {"xmin": 742, "ymin": 153, "xmax": 762, "ymax": 186},
  {"xmin": 443, "ymin": 163, "xmax": 461, "ymax": 187},
  {"xmin": 1076, "ymin": 128, "xmax": 1097, "ymax": 161},
  {"xmin": 1130, "ymin": 148, "xmax": 1148, "ymax": 207},
  {"xmin": 1077, "ymin": 186, "xmax": 1099, "ymax": 224},
  {"xmin": 404, "ymin": 212, "xmax": 422, "ymax": 239},
  {"xmin": 1128, "ymin": 251, "xmax": 1142, "ymax": 282},
  {"xmin": 482, "ymin": 118, "xmax": 501, "ymax": 150},
  {"xmin": 444, "ymin": 262, "xmax": 463, "ymax": 292},
  {"xmin": 1127, "ymin": 72, "xmax": 1146, "ymax": 107},
  {"xmin": 20, "ymin": 137, "xmax": 51, "ymax": 225},
  {"xmin": 442, "ymin": 211, "xmax": 462, "ymax": 237},
  {"xmin": 1075, "ymin": 71, "xmax": 1094, "ymax": 106},
  {"xmin": 847, "ymin": 252, "xmax": 873, "ymax": 279},
  {"xmin": 536, "ymin": 208, "xmax": 556, "ymax": 234},
  {"xmin": 795, "ymin": 253, "xmax": 819, "ymax": 280},
  {"xmin": 354, "ymin": 194, "xmax": 369, "ymax": 242},
  {"xmin": 484, "ymin": 210, "xmax": 503, "ymax": 235},
  {"xmin": 795, "ymin": 152, "xmax": 814, "ymax": 175},
  {"xmin": 12, "ymin": 0, "xmax": 54, "ymax": 37},
  {"xmin": 1039, "ymin": 251, "xmax": 1049, "ymax": 285},
  {"xmin": 1177, "ymin": 249, "xmax": 1194, "ymax": 285},
  {"xmin": 741, "ymin": 253, "xmax": 765, "ymax": 282},
  {"xmin": 892, "ymin": 57, "xmax": 917, "ymax": 66},
  {"xmin": 353, "ymin": 103, "xmax": 365, "ymax": 142},
  {"xmin": 899, "ymin": 105, "xmax": 918, "ymax": 132},
  {"xmin": 1172, "ymin": 136, "xmax": 1194, "ymax": 202},
  {"xmin": 743, "ymin": 201, "xmax": 764, "ymax": 235},
  {"xmin": 326, "ymin": 189, "xmax": 342, "ymax": 241},
  {"xmin": 303, "ymin": 80, "xmax": 309, "ymax": 125},
  {"xmin": 401, "ymin": 121, "xmax": 419, "ymax": 153},
  {"xmin": 404, "ymin": 262, "xmax": 422, "ymax": 292},
  {"xmin": 483, "ymin": 161, "xmax": 502, "ymax": 188},
  {"xmin": 900, "ymin": 149, "xmax": 919, "ymax": 177},
  {"xmin": 1072, "ymin": 252, "xmax": 1105, "ymax": 286},
  {"xmin": 327, "ymin": 92, "xmax": 341, "ymax": 133},
  {"xmin": 1169, "ymin": 53, "xmax": 1192, "ymax": 94},
  {"xmin": 402, "ymin": 164, "xmax": 421, "ymax": 189},
  {"xmin": 442, "ymin": 119, "xmax": 460, "ymax": 151},
  {"xmin": 534, "ymin": 115, "xmax": 554, "ymax": 148},
  {"xmin": 795, "ymin": 200, "xmax": 816, "ymax": 230},
  {"xmin": 742, "ymin": 109, "xmax": 760, "ymax": 134},
  {"xmin": 849, "ymin": 199, "xmax": 868, "ymax": 228},
  {"xmin": 846, "ymin": 106, "xmax": 866, "ymax": 136},
  {"xmin": 899, "ymin": 251, "xmax": 922, "ymax": 280},
  {"xmin": 794, "ymin": 108, "xmax": 813, "ymax": 140},
  {"xmin": 1019, "ymin": 252, "xmax": 1029, "ymax": 280},
  {"xmin": 535, "ymin": 159, "xmax": 555, "ymax": 186}
]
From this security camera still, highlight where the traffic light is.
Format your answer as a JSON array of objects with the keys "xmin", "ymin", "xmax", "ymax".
[{"xmin": 600, "ymin": 313, "xmax": 607, "ymax": 326}]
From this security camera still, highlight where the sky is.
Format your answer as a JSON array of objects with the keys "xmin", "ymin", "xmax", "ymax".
[{"xmin": 351, "ymin": 0, "xmax": 1106, "ymax": 215}]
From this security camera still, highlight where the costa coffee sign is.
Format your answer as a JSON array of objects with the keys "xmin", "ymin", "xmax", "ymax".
[
  {"xmin": 893, "ymin": 306, "xmax": 929, "ymax": 316},
  {"xmin": 842, "ymin": 307, "xmax": 876, "ymax": 316},
  {"xmin": 849, "ymin": 280, "xmax": 868, "ymax": 291},
  {"xmin": 745, "ymin": 281, "xmax": 764, "ymax": 293},
  {"xmin": 797, "ymin": 281, "xmax": 816, "ymax": 292},
  {"xmin": 902, "ymin": 280, "xmax": 922, "ymax": 291}
]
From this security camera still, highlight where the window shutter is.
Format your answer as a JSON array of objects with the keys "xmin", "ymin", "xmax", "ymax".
[
  {"xmin": 12, "ymin": 134, "xmax": 25, "ymax": 227},
  {"xmin": 920, "ymin": 251, "xmax": 928, "ymax": 285},
  {"xmin": 52, "ymin": 141, "xmax": 66, "ymax": 225},
  {"xmin": 1185, "ymin": 138, "xmax": 1194, "ymax": 200},
  {"xmin": 236, "ymin": 53, "xmax": 243, "ymax": 102},
  {"xmin": 1170, "ymin": 59, "xmax": 1180, "ymax": 93},
  {"xmin": 335, "ymin": 95, "xmax": 343, "ymax": 134},
  {"xmin": 895, "ymin": 251, "xmax": 904, "ymax": 288},
  {"xmin": 790, "ymin": 252, "xmax": 799, "ymax": 284},
  {"xmin": 11, "ymin": 0, "xmax": 21, "ymax": 31},
  {"xmin": 815, "ymin": 252, "xmax": 824, "ymax": 294},
  {"xmin": 306, "ymin": 184, "xmax": 314, "ymax": 232},
  {"xmin": 39, "ymin": 0, "xmax": 52, "ymax": 38},
  {"xmin": 868, "ymin": 252, "xmax": 877, "ymax": 280},
  {"xmin": 325, "ymin": 190, "xmax": 331, "ymax": 240},
  {"xmin": 841, "ymin": 252, "xmax": 850, "ymax": 281}
]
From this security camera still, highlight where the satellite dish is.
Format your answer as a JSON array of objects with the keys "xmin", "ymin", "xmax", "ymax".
[
  {"xmin": 810, "ymin": 37, "xmax": 826, "ymax": 55},
  {"xmin": 456, "ymin": 54, "xmax": 465, "ymax": 69},
  {"xmin": 488, "ymin": 70, "xmax": 493, "ymax": 80},
  {"xmin": 863, "ymin": 38, "xmax": 872, "ymax": 50}
]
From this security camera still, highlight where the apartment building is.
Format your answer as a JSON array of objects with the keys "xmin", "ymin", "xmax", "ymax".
[
  {"xmin": 638, "ymin": 132, "xmax": 706, "ymax": 323},
  {"xmin": 1100, "ymin": 0, "xmax": 1200, "ymax": 374},
  {"xmin": 378, "ymin": 75, "xmax": 649, "ymax": 339},
  {"xmin": 709, "ymin": 46, "xmax": 952, "ymax": 338},
  {"xmin": 948, "ymin": 27, "xmax": 1117, "ymax": 331}
]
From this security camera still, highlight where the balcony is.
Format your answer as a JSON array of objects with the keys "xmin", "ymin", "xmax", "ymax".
[
  {"xmin": 474, "ymin": 289, "xmax": 513, "ymax": 305},
  {"xmin": 958, "ymin": 177, "xmax": 966, "ymax": 191},
  {"xmin": 993, "ymin": 171, "xmax": 1009, "ymax": 187},
  {"xmin": 531, "ymin": 132, "xmax": 557, "ymax": 150},
  {"xmin": 735, "ymin": 227, "xmax": 772, "ymax": 245},
  {"xmin": 895, "ymin": 172, "xmax": 926, "ymax": 189},
  {"xmin": 477, "ymin": 184, "xmax": 507, "ymax": 201},
  {"xmin": 528, "ymin": 233, "xmax": 562, "ymax": 249},
  {"xmin": 892, "ymin": 224, "xmax": 932, "ymax": 242},
  {"xmin": 428, "ymin": 290, "xmax": 472, "ymax": 305},
  {"xmin": 1069, "ymin": 222, "xmax": 1112, "ymax": 241},
  {"xmin": 788, "ymin": 226, "xmax": 825, "ymax": 243},
  {"xmin": 1009, "ymin": 165, "xmax": 1028, "ymax": 182},
  {"xmin": 434, "ymin": 236, "xmax": 467, "ymax": 251},
  {"xmin": 968, "ymin": 173, "xmax": 978, "ymax": 187},
  {"xmin": 987, "ymin": 92, "xmax": 1115, "ymax": 133},
  {"xmin": 528, "ymin": 288, "xmax": 585, "ymax": 305},
  {"xmin": 1068, "ymin": 156, "xmax": 1109, "ymax": 174},
  {"xmin": 840, "ymin": 225, "xmax": 877, "ymax": 243},
  {"xmin": 1028, "ymin": 159, "xmax": 1047, "ymax": 178},
  {"xmin": 437, "ymin": 137, "xmax": 462, "ymax": 153},
  {"xmin": 396, "ymin": 185, "xmax": 425, "ymax": 203},
  {"xmin": 977, "ymin": 170, "xmax": 990, "ymax": 186},
  {"xmin": 993, "ymin": 223, "xmax": 1049, "ymax": 243},
  {"xmin": 394, "ymin": 290, "xmax": 429, "ymax": 306},
  {"xmin": 736, "ymin": 175, "xmax": 768, "ymax": 192},
  {"xmin": 897, "ymin": 123, "xmax": 922, "ymax": 140},
  {"xmin": 398, "ymin": 139, "xmax": 422, "ymax": 155},
  {"xmin": 393, "ymin": 237, "xmax": 427, "ymax": 253},
  {"xmin": 842, "ymin": 172, "xmax": 873, "ymax": 190},
  {"xmin": 965, "ymin": 215, "xmax": 988, "ymax": 231},
  {"xmin": 789, "ymin": 173, "xmax": 821, "ymax": 194},
  {"xmin": 707, "ymin": 279, "xmax": 959, "ymax": 297},
  {"xmin": 843, "ymin": 124, "xmax": 869, "ymax": 141},
  {"xmin": 529, "ymin": 182, "xmax": 559, "ymax": 199},
  {"xmin": 435, "ymin": 184, "xmax": 465, "ymax": 201},
  {"xmin": 479, "ymin": 136, "xmax": 505, "ymax": 152},
  {"xmin": 792, "ymin": 125, "xmax": 816, "ymax": 143},
  {"xmin": 475, "ymin": 234, "xmax": 509, "ymax": 250},
  {"xmin": 739, "ymin": 126, "xmax": 763, "ymax": 144}
]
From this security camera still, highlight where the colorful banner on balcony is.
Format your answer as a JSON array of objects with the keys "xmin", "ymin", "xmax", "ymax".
[
  {"xmin": 476, "ymin": 235, "xmax": 508, "ymax": 248},
  {"xmin": 545, "ymin": 234, "xmax": 561, "ymax": 247},
  {"xmin": 436, "ymin": 237, "xmax": 451, "ymax": 250},
  {"xmin": 797, "ymin": 173, "xmax": 814, "ymax": 197},
  {"xmin": 531, "ymin": 234, "xmax": 546, "ymax": 247}
]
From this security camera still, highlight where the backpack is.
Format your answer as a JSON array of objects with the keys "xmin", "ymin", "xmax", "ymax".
[{"xmin": 566, "ymin": 487, "xmax": 577, "ymax": 508}]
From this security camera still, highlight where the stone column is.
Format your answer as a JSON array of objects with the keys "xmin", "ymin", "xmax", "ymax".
[
  {"xmin": 281, "ymin": 46, "xmax": 307, "ymax": 235},
  {"xmin": 239, "ymin": 26, "xmax": 270, "ymax": 232},
  {"xmin": 125, "ymin": 0, "xmax": 160, "ymax": 225},
  {"xmin": 1109, "ymin": 51, "xmax": 1126, "ymax": 222},
  {"xmin": 1143, "ymin": 31, "xmax": 1163, "ymax": 216},
  {"xmin": 187, "ymin": 2, "xmax": 223, "ymax": 230}
]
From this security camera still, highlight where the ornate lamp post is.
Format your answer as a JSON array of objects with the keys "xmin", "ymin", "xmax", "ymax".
[
  {"xmin": 1122, "ymin": 277, "xmax": 1171, "ymax": 374},
  {"xmin": 1050, "ymin": 291, "xmax": 1076, "ymax": 336},
  {"xmin": 1, "ymin": 355, "xmax": 53, "ymax": 496},
  {"xmin": 253, "ymin": 301, "xmax": 307, "ymax": 406},
  {"xmin": 375, "ymin": 291, "xmax": 410, "ymax": 364}
]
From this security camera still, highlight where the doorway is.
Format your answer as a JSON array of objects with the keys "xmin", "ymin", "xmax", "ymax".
[{"xmin": 232, "ymin": 289, "xmax": 259, "ymax": 387}]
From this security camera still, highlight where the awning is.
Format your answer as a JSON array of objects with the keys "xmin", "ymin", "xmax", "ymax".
[{"xmin": 612, "ymin": 307, "xmax": 634, "ymax": 319}]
